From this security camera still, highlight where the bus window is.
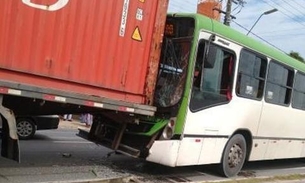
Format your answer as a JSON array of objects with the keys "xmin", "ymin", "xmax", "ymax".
[
  {"xmin": 265, "ymin": 61, "xmax": 294, "ymax": 106},
  {"xmin": 292, "ymin": 72, "xmax": 305, "ymax": 110},
  {"xmin": 236, "ymin": 50, "xmax": 267, "ymax": 99},
  {"xmin": 190, "ymin": 42, "xmax": 235, "ymax": 111}
]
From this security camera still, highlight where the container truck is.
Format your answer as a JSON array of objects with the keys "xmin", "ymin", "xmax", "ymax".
[{"xmin": 0, "ymin": 0, "xmax": 167, "ymax": 162}]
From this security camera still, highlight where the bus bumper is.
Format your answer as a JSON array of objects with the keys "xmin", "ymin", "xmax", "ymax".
[{"xmin": 146, "ymin": 140, "xmax": 180, "ymax": 167}]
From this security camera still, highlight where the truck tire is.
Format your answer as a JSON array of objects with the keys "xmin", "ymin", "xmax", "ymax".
[
  {"xmin": 16, "ymin": 118, "xmax": 36, "ymax": 140},
  {"xmin": 220, "ymin": 134, "xmax": 247, "ymax": 177}
]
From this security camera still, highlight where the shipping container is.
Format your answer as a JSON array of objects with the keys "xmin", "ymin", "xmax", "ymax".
[{"xmin": 0, "ymin": 0, "xmax": 168, "ymax": 111}]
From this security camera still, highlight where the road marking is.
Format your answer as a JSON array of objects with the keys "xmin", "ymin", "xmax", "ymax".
[{"xmin": 53, "ymin": 141, "xmax": 93, "ymax": 144}]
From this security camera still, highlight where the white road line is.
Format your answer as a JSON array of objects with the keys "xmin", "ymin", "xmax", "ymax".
[
  {"xmin": 51, "ymin": 137, "xmax": 82, "ymax": 139},
  {"xmin": 52, "ymin": 141, "xmax": 93, "ymax": 144}
]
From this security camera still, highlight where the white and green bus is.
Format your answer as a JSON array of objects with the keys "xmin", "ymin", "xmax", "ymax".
[{"xmin": 87, "ymin": 13, "xmax": 305, "ymax": 177}]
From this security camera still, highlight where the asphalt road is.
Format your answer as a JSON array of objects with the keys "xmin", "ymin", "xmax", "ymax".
[
  {"xmin": 0, "ymin": 127, "xmax": 131, "ymax": 183},
  {"xmin": 1, "ymin": 124, "xmax": 305, "ymax": 183}
]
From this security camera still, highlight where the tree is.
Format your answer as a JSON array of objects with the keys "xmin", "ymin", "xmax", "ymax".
[{"xmin": 289, "ymin": 51, "xmax": 304, "ymax": 62}]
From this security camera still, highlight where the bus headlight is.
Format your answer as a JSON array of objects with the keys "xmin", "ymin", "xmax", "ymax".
[
  {"xmin": 162, "ymin": 126, "xmax": 173, "ymax": 139},
  {"xmin": 161, "ymin": 118, "xmax": 176, "ymax": 140}
]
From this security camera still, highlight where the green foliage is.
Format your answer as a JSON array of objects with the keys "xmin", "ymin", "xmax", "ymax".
[{"xmin": 289, "ymin": 51, "xmax": 304, "ymax": 62}]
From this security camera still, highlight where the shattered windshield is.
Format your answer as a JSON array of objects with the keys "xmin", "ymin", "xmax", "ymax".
[{"xmin": 154, "ymin": 37, "xmax": 192, "ymax": 107}]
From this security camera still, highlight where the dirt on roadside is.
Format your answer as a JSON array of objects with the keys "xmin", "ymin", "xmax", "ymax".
[{"xmin": 58, "ymin": 119, "xmax": 89, "ymax": 130}]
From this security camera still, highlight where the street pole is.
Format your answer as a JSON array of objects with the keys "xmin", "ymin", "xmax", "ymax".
[
  {"xmin": 224, "ymin": 0, "xmax": 232, "ymax": 26},
  {"xmin": 246, "ymin": 8, "xmax": 278, "ymax": 35}
]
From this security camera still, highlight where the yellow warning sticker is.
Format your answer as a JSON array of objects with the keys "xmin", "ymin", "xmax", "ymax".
[
  {"xmin": 139, "ymin": 0, "xmax": 145, "ymax": 3},
  {"xmin": 132, "ymin": 27, "xmax": 142, "ymax": 42}
]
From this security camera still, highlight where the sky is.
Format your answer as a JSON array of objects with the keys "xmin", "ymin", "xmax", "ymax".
[{"xmin": 168, "ymin": 0, "xmax": 305, "ymax": 57}]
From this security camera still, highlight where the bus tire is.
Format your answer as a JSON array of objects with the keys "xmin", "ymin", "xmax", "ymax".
[{"xmin": 220, "ymin": 134, "xmax": 247, "ymax": 177}]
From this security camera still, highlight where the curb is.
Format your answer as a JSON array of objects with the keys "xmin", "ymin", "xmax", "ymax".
[{"xmin": 42, "ymin": 176, "xmax": 136, "ymax": 183}]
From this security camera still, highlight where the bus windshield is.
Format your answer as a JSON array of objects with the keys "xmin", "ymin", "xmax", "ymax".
[
  {"xmin": 154, "ymin": 17, "xmax": 194, "ymax": 108},
  {"xmin": 154, "ymin": 37, "xmax": 192, "ymax": 107}
]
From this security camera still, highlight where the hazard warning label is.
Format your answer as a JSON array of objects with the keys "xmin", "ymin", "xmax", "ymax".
[{"xmin": 132, "ymin": 27, "xmax": 142, "ymax": 42}]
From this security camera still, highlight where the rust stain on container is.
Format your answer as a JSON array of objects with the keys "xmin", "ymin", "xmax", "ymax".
[
  {"xmin": 145, "ymin": 0, "xmax": 169, "ymax": 105},
  {"xmin": 0, "ymin": 0, "xmax": 167, "ymax": 105}
]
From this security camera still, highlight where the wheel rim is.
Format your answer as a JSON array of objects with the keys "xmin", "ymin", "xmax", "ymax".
[
  {"xmin": 17, "ymin": 121, "xmax": 33, "ymax": 137},
  {"xmin": 228, "ymin": 144, "xmax": 243, "ymax": 168}
]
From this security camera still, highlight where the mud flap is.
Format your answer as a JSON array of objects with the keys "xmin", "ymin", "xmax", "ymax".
[{"xmin": 0, "ymin": 95, "xmax": 20, "ymax": 162}]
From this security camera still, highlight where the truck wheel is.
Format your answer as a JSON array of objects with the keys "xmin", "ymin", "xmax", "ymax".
[
  {"xmin": 16, "ymin": 118, "xmax": 36, "ymax": 140},
  {"xmin": 220, "ymin": 134, "xmax": 246, "ymax": 177}
]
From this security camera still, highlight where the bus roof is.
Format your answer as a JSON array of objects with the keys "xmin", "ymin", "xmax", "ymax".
[{"xmin": 170, "ymin": 13, "xmax": 305, "ymax": 73}]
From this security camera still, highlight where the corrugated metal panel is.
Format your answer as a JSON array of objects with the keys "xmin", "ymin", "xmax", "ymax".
[
  {"xmin": 145, "ymin": 0, "xmax": 169, "ymax": 105},
  {"xmin": 0, "ymin": 0, "xmax": 167, "ymax": 104}
]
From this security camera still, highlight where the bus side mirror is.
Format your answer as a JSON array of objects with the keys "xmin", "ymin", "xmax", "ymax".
[
  {"xmin": 202, "ymin": 34, "xmax": 216, "ymax": 69},
  {"xmin": 204, "ymin": 45, "xmax": 217, "ymax": 69}
]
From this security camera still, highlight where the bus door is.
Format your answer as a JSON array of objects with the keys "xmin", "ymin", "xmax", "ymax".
[{"xmin": 175, "ymin": 32, "xmax": 237, "ymax": 166}]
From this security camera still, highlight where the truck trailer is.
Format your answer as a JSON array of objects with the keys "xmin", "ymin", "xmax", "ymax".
[{"xmin": 0, "ymin": 0, "xmax": 167, "ymax": 162}]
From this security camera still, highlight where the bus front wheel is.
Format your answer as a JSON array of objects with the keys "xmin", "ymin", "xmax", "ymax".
[{"xmin": 220, "ymin": 134, "xmax": 247, "ymax": 177}]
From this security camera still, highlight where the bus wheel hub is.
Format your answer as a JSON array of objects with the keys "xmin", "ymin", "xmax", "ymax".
[{"xmin": 228, "ymin": 144, "xmax": 243, "ymax": 168}]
